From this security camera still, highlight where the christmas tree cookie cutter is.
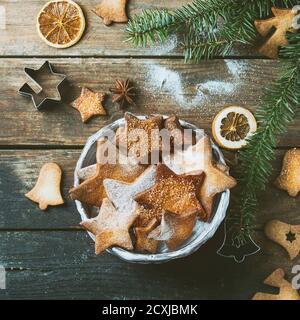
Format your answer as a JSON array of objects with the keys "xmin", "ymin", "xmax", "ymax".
[{"xmin": 19, "ymin": 61, "xmax": 67, "ymax": 110}]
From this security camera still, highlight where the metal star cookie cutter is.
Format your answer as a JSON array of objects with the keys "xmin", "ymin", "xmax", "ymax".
[{"xmin": 19, "ymin": 61, "xmax": 67, "ymax": 110}]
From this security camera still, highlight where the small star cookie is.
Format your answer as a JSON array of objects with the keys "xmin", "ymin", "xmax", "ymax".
[
  {"xmin": 92, "ymin": 0, "xmax": 128, "ymax": 26},
  {"xmin": 71, "ymin": 87, "xmax": 106, "ymax": 123}
]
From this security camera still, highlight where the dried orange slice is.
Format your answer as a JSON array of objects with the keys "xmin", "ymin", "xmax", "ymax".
[
  {"xmin": 212, "ymin": 106, "xmax": 257, "ymax": 150},
  {"xmin": 37, "ymin": 0, "xmax": 85, "ymax": 49}
]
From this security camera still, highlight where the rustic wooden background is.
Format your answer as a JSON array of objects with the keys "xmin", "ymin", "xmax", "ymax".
[{"xmin": 0, "ymin": 0, "xmax": 299, "ymax": 300}]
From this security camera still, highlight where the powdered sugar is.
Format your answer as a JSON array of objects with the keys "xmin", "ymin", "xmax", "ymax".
[
  {"xmin": 146, "ymin": 63, "xmax": 206, "ymax": 109},
  {"xmin": 147, "ymin": 35, "xmax": 178, "ymax": 55},
  {"xmin": 145, "ymin": 60, "xmax": 248, "ymax": 109},
  {"xmin": 103, "ymin": 165, "xmax": 157, "ymax": 213}
]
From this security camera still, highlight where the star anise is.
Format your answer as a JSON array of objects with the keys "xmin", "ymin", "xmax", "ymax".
[{"xmin": 109, "ymin": 79, "xmax": 135, "ymax": 107}]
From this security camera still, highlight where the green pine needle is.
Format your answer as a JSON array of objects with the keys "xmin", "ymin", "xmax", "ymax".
[
  {"xmin": 125, "ymin": 0, "xmax": 300, "ymax": 248},
  {"xmin": 229, "ymin": 59, "xmax": 300, "ymax": 245},
  {"xmin": 125, "ymin": 0, "xmax": 299, "ymax": 61}
]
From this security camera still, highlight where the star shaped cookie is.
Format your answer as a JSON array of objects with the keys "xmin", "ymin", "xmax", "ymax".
[
  {"xmin": 275, "ymin": 148, "xmax": 300, "ymax": 197},
  {"xmin": 163, "ymin": 135, "xmax": 236, "ymax": 220},
  {"xmin": 164, "ymin": 115, "xmax": 196, "ymax": 150},
  {"xmin": 149, "ymin": 211, "xmax": 197, "ymax": 251},
  {"xmin": 81, "ymin": 198, "xmax": 135, "ymax": 254},
  {"xmin": 70, "ymin": 159, "xmax": 145, "ymax": 207},
  {"xmin": 119, "ymin": 113, "xmax": 164, "ymax": 163},
  {"xmin": 92, "ymin": 0, "xmax": 128, "ymax": 26},
  {"xmin": 103, "ymin": 165, "xmax": 157, "ymax": 214},
  {"xmin": 134, "ymin": 164, "xmax": 205, "ymax": 226},
  {"xmin": 135, "ymin": 218, "xmax": 159, "ymax": 253},
  {"xmin": 71, "ymin": 87, "xmax": 106, "ymax": 123}
]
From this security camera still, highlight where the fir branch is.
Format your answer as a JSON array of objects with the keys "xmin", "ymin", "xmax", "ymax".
[
  {"xmin": 125, "ymin": 0, "xmax": 298, "ymax": 61},
  {"xmin": 228, "ymin": 59, "xmax": 300, "ymax": 245},
  {"xmin": 125, "ymin": 9, "xmax": 177, "ymax": 47},
  {"xmin": 280, "ymin": 32, "xmax": 300, "ymax": 59}
]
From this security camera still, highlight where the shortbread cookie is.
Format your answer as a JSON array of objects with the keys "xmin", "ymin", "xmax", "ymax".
[
  {"xmin": 134, "ymin": 164, "xmax": 205, "ymax": 226},
  {"xmin": 163, "ymin": 135, "xmax": 236, "ymax": 220},
  {"xmin": 25, "ymin": 163, "xmax": 64, "ymax": 210},
  {"xmin": 70, "ymin": 161, "xmax": 145, "ymax": 207},
  {"xmin": 71, "ymin": 87, "xmax": 106, "ymax": 123},
  {"xmin": 252, "ymin": 268, "xmax": 300, "ymax": 300},
  {"xmin": 103, "ymin": 165, "xmax": 157, "ymax": 214},
  {"xmin": 81, "ymin": 198, "xmax": 136, "ymax": 254},
  {"xmin": 265, "ymin": 220, "xmax": 300, "ymax": 260},
  {"xmin": 135, "ymin": 218, "xmax": 159, "ymax": 253},
  {"xmin": 275, "ymin": 148, "xmax": 300, "ymax": 197}
]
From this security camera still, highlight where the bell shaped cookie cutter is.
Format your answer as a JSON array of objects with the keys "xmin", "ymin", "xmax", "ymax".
[{"xmin": 19, "ymin": 61, "xmax": 67, "ymax": 110}]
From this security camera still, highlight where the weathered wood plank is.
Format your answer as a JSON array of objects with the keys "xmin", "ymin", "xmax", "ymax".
[
  {"xmin": 1, "ymin": 149, "xmax": 300, "ymax": 230},
  {"xmin": 0, "ymin": 150, "xmax": 81, "ymax": 229},
  {"xmin": 1, "ymin": 58, "xmax": 299, "ymax": 147},
  {"xmin": 0, "ymin": 230, "xmax": 298, "ymax": 299},
  {"xmin": 0, "ymin": 0, "xmax": 257, "ymax": 57}
]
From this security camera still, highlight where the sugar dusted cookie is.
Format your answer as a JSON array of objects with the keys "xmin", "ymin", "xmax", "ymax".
[
  {"xmin": 120, "ymin": 113, "xmax": 164, "ymax": 163},
  {"xmin": 163, "ymin": 135, "xmax": 236, "ymax": 220},
  {"xmin": 25, "ymin": 163, "xmax": 64, "ymax": 210},
  {"xmin": 81, "ymin": 198, "xmax": 136, "ymax": 254},
  {"xmin": 103, "ymin": 165, "xmax": 157, "ymax": 214},
  {"xmin": 134, "ymin": 164, "xmax": 205, "ymax": 226},
  {"xmin": 70, "ymin": 161, "xmax": 145, "ymax": 207},
  {"xmin": 275, "ymin": 148, "xmax": 300, "ymax": 197},
  {"xmin": 135, "ymin": 218, "xmax": 159, "ymax": 253},
  {"xmin": 71, "ymin": 87, "xmax": 106, "ymax": 123},
  {"xmin": 92, "ymin": 0, "xmax": 128, "ymax": 26},
  {"xmin": 149, "ymin": 211, "xmax": 197, "ymax": 251}
]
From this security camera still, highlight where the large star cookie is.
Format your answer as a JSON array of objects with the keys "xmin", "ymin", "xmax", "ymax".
[
  {"xmin": 163, "ymin": 115, "xmax": 196, "ymax": 150},
  {"xmin": 119, "ymin": 113, "xmax": 164, "ymax": 163},
  {"xmin": 149, "ymin": 211, "xmax": 197, "ymax": 251},
  {"xmin": 71, "ymin": 87, "xmax": 106, "ymax": 123},
  {"xmin": 163, "ymin": 135, "xmax": 236, "ymax": 220},
  {"xmin": 103, "ymin": 165, "xmax": 157, "ymax": 214},
  {"xmin": 77, "ymin": 137, "xmax": 144, "ymax": 181},
  {"xmin": 135, "ymin": 218, "xmax": 159, "ymax": 253},
  {"xmin": 70, "ymin": 159, "xmax": 145, "ymax": 207},
  {"xmin": 275, "ymin": 148, "xmax": 300, "ymax": 197},
  {"xmin": 81, "ymin": 198, "xmax": 135, "ymax": 254},
  {"xmin": 134, "ymin": 164, "xmax": 205, "ymax": 226}
]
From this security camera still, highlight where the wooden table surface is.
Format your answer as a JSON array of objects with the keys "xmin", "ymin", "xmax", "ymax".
[{"xmin": 0, "ymin": 0, "xmax": 299, "ymax": 300}]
